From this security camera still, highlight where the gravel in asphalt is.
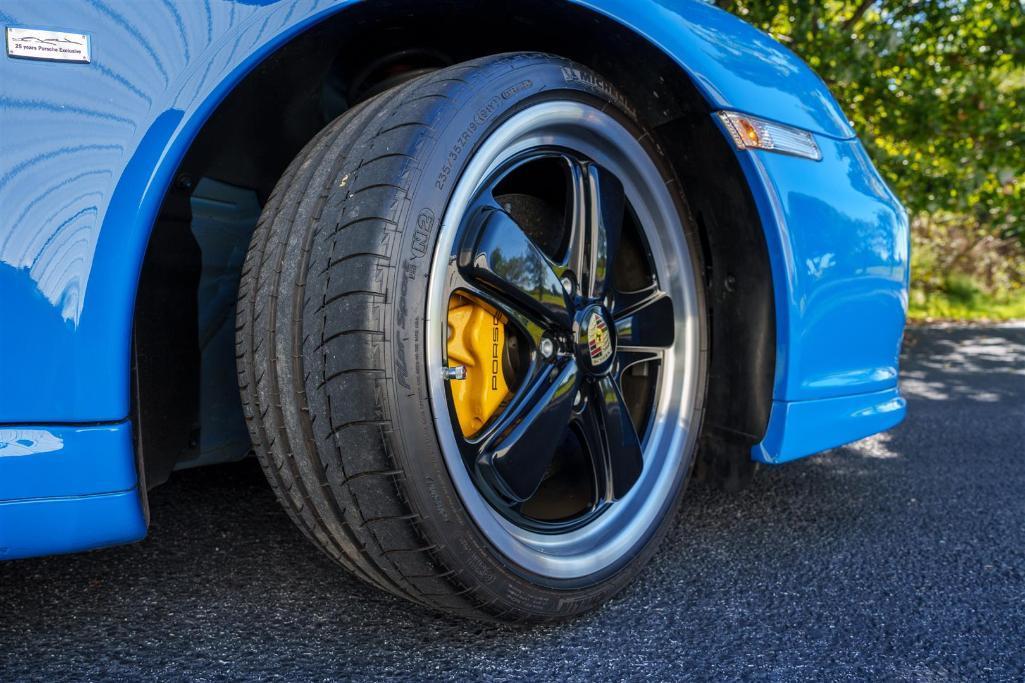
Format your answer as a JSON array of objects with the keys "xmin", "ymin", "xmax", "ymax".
[{"xmin": 1, "ymin": 324, "xmax": 1024, "ymax": 681}]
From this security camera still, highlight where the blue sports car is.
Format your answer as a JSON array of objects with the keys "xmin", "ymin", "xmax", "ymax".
[{"xmin": 0, "ymin": 0, "xmax": 908, "ymax": 621}]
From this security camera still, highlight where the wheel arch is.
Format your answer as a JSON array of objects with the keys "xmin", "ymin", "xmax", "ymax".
[{"xmin": 119, "ymin": 0, "xmax": 783, "ymax": 485}]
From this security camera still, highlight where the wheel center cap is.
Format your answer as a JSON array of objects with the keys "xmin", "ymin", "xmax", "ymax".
[{"xmin": 576, "ymin": 305, "xmax": 616, "ymax": 375}]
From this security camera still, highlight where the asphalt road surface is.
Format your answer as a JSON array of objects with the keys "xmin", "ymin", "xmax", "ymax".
[{"xmin": 2, "ymin": 324, "xmax": 1024, "ymax": 681}]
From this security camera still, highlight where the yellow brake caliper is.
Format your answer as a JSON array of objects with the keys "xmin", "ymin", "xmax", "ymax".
[{"xmin": 447, "ymin": 293, "xmax": 511, "ymax": 437}]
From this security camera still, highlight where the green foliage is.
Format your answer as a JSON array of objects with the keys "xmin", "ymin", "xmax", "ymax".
[
  {"xmin": 714, "ymin": 0, "xmax": 1025, "ymax": 318},
  {"xmin": 909, "ymin": 212, "xmax": 1025, "ymax": 319},
  {"xmin": 942, "ymin": 273, "xmax": 981, "ymax": 305},
  {"xmin": 911, "ymin": 212, "xmax": 1025, "ymax": 293},
  {"xmin": 909, "ymin": 287, "xmax": 1025, "ymax": 321}
]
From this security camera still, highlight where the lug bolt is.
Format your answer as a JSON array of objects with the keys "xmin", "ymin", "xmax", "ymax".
[
  {"xmin": 539, "ymin": 338, "xmax": 555, "ymax": 358},
  {"xmin": 442, "ymin": 365, "xmax": 467, "ymax": 381}
]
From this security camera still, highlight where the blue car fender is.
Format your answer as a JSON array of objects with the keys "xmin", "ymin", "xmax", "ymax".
[{"xmin": 0, "ymin": 0, "xmax": 907, "ymax": 559}]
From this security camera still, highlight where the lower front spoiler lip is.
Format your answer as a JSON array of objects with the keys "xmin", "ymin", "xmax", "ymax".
[
  {"xmin": 0, "ymin": 488, "xmax": 147, "ymax": 561},
  {"xmin": 753, "ymin": 387, "xmax": 906, "ymax": 464},
  {"xmin": 0, "ymin": 419, "xmax": 147, "ymax": 561}
]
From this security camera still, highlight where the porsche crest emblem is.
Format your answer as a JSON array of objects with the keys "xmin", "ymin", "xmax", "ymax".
[{"xmin": 587, "ymin": 311, "xmax": 613, "ymax": 365}]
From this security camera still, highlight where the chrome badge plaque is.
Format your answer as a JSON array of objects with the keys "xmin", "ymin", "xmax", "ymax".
[{"xmin": 6, "ymin": 27, "xmax": 91, "ymax": 63}]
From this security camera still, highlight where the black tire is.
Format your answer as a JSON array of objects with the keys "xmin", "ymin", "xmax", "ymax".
[{"xmin": 236, "ymin": 52, "xmax": 708, "ymax": 622}]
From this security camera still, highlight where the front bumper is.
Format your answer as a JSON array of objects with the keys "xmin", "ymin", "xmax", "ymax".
[
  {"xmin": 754, "ymin": 388, "xmax": 905, "ymax": 464},
  {"xmin": 728, "ymin": 125, "xmax": 910, "ymax": 463},
  {"xmin": 0, "ymin": 422, "xmax": 146, "ymax": 560}
]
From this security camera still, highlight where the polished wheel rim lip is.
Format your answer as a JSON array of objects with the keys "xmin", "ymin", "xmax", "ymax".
[{"xmin": 426, "ymin": 101, "xmax": 701, "ymax": 580}]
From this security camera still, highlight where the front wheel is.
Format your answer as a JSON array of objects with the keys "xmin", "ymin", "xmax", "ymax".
[{"xmin": 236, "ymin": 53, "xmax": 707, "ymax": 622}]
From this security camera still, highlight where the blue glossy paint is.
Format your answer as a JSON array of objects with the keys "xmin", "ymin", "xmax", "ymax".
[
  {"xmin": 748, "ymin": 136, "xmax": 909, "ymax": 403},
  {"xmin": 0, "ymin": 420, "xmax": 145, "ymax": 560},
  {"xmin": 0, "ymin": 0, "xmax": 907, "ymax": 558},
  {"xmin": 723, "ymin": 120, "xmax": 909, "ymax": 462},
  {"xmin": 716, "ymin": 113, "xmax": 909, "ymax": 460},
  {"xmin": 753, "ymin": 388, "xmax": 907, "ymax": 464},
  {"xmin": 0, "ymin": 422, "xmax": 136, "ymax": 500},
  {"xmin": 1, "ymin": 0, "xmax": 349, "ymax": 422},
  {"xmin": 0, "ymin": 489, "xmax": 147, "ymax": 560}
]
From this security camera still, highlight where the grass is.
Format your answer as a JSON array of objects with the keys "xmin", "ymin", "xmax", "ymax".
[{"xmin": 909, "ymin": 288, "xmax": 1025, "ymax": 322}]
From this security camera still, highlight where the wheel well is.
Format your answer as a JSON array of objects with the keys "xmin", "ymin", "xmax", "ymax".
[{"xmin": 134, "ymin": 0, "xmax": 774, "ymax": 489}]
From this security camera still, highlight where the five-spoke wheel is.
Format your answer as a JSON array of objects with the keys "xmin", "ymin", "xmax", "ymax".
[
  {"xmin": 443, "ymin": 151, "xmax": 679, "ymax": 531},
  {"xmin": 428, "ymin": 98, "xmax": 704, "ymax": 580}
]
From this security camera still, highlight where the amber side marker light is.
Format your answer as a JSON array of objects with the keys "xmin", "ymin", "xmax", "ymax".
[{"xmin": 717, "ymin": 111, "xmax": 823, "ymax": 161}]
